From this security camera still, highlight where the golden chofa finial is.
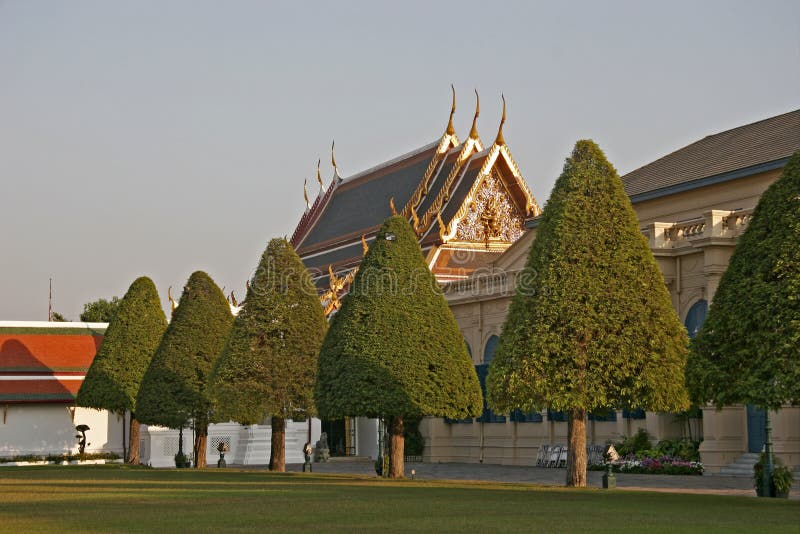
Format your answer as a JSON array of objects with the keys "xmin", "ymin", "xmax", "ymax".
[
  {"xmin": 389, "ymin": 196, "xmax": 397, "ymax": 216},
  {"xmin": 316, "ymin": 159, "xmax": 323, "ymax": 188},
  {"xmin": 303, "ymin": 178, "xmax": 310, "ymax": 209},
  {"xmin": 469, "ymin": 89, "xmax": 480, "ymax": 139},
  {"xmin": 446, "ymin": 84, "xmax": 456, "ymax": 136},
  {"xmin": 494, "ymin": 93, "xmax": 507, "ymax": 146},
  {"xmin": 167, "ymin": 286, "xmax": 178, "ymax": 315},
  {"xmin": 331, "ymin": 140, "xmax": 338, "ymax": 173},
  {"xmin": 361, "ymin": 234, "xmax": 369, "ymax": 256}
]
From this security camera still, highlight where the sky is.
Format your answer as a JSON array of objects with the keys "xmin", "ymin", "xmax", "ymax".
[{"xmin": 1, "ymin": 0, "xmax": 799, "ymax": 320}]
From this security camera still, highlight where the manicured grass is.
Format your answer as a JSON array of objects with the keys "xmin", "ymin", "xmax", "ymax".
[{"xmin": 0, "ymin": 466, "xmax": 797, "ymax": 533}]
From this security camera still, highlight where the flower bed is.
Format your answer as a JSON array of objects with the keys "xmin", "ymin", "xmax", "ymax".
[
  {"xmin": 590, "ymin": 455, "xmax": 704, "ymax": 475},
  {"xmin": 0, "ymin": 452, "xmax": 121, "ymax": 466}
]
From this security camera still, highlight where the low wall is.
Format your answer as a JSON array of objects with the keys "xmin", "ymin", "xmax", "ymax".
[
  {"xmin": 140, "ymin": 419, "xmax": 321, "ymax": 467},
  {"xmin": 0, "ymin": 404, "xmax": 123, "ymax": 458}
]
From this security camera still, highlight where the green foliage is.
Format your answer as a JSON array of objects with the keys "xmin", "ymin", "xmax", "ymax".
[
  {"xmin": 210, "ymin": 239, "xmax": 328, "ymax": 424},
  {"xmin": 76, "ymin": 277, "xmax": 167, "ymax": 414},
  {"xmin": 136, "ymin": 271, "xmax": 233, "ymax": 428},
  {"xmin": 50, "ymin": 312, "xmax": 68, "ymax": 322},
  {"xmin": 754, "ymin": 453, "xmax": 793, "ymax": 495},
  {"xmin": 614, "ymin": 428, "xmax": 653, "ymax": 457},
  {"xmin": 80, "ymin": 297, "xmax": 121, "ymax": 323},
  {"xmin": 487, "ymin": 140, "xmax": 690, "ymax": 415},
  {"xmin": 403, "ymin": 416, "xmax": 424, "ymax": 456},
  {"xmin": 654, "ymin": 438, "xmax": 701, "ymax": 462},
  {"xmin": 688, "ymin": 150, "xmax": 800, "ymax": 410},
  {"xmin": 315, "ymin": 216, "xmax": 482, "ymax": 420}
]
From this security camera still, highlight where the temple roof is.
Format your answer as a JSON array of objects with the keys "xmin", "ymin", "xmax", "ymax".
[
  {"xmin": 0, "ymin": 322, "xmax": 106, "ymax": 404},
  {"xmin": 290, "ymin": 92, "xmax": 540, "ymax": 288},
  {"xmin": 623, "ymin": 109, "xmax": 800, "ymax": 198},
  {"xmin": 295, "ymin": 142, "xmax": 439, "ymax": 254}
]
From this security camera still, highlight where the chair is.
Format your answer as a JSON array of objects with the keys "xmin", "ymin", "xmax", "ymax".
[
  {"xmin": 547, "ymin": 445, "xmax": 562, "ymax": 468},
  {"xmin": 536, "ymin": 445, "xmax": 550, "ymax": 467},
  {"xmin": 557, "ymin": 447, "xmax": 568, "ymax": 468}
]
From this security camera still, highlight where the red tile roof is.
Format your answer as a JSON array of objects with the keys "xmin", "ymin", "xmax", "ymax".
[{"xmin": 0, "ymin": 323, "xmax": 106, "ymax": 404}]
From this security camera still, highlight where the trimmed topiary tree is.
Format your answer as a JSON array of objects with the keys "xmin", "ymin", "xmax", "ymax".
[
  {"xmin": 487, "ymin": 140, "xmax": 690, "ymax": 487},
  {"xmin": 136, "ymin": 271, "xmax": 233, "ymax": 468},
  {"xmin": 688, "ymin": 150, "xmax": 800, "ymax": 496},
  {"xmin": 316, "ymin": 215, "xmax": 483, "ymax": 478},
  {"xmin": 76, "ymin": 277, "xmax": 167, "ymax": 464},
  {"xmin": 210, "ymin": 239, "xmax": 328, "ymax": 472}
]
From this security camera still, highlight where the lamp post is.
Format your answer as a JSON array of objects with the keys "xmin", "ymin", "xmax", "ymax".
[
  {"xmin": 763, "ymin": 409, "xmax": 774, "ymax": 498},
  {"xmin": 602, "ymin": 445, "xmax": 618, "ymax": 489}
]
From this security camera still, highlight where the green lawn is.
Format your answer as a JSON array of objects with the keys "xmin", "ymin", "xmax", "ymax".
[{"xmin": 0, "ymin": 466, "xmax": 796, "ymax": 533}]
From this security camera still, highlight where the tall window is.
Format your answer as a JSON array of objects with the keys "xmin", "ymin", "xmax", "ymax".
[
  {"xmin": 477, "ymin": 335, "xmax": 505, "ymax": 423},
  {"xmin": 685, "ymin": 299, "xmax": 708, "ymax": 339},
  {"xmin": 483, "ymin": 335, "xmax": 499, "ymax": 364}
]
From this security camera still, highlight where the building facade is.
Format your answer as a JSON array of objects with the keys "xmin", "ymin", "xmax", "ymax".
[{"xmin": 293, "ymin": 104, "xmax": 800, "ymax": 472}]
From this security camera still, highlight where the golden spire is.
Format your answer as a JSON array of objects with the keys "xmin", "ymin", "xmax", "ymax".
[
  {"xmin": 303, "ymin": 178, "xmax": 310, "ymax": 209},
  {"xmin": 446, "ymin": 84, "xmax": 456, "ymax": 136},
  {"xmin": 389, "ymin": 196, "xmax": 397, "ymax": 216},
  {"xmin": 494, "ymin": 93, "xmax": 506, "ymax": 146},
  {"xmin": 361, "ymin": 234, "xmax": 369, "ymax": 256},
  {"xmin": 167, "ymin": 286, "xmax": 178, "ymax": 315},
  {"xmin": 469, "ymin": 89, "xmax": 480, "ymax": 139},
  {"xmin": 331, "ymin": 140, "xmax": 338, "ymax": 174},
  {"xmin": 316, "ymin": 159, "xmax": 323, "ymax": 188}
]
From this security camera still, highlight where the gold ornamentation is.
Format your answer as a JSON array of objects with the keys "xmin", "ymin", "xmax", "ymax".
[
  {"xmin": 167, "ymin": 286, "xmax": 178, "ymax": 316},
  {"xmin": 361, "ymin": 234, "xmax": 369, "ymax": 256},
  {"xmin": 494, "ymin": 93, "xmax": 506, "ymax": 146},
  {"xmin": 303, "ymin": 178, "xmax": 310, "ymax": 209},
  {"xmin": 453, "ymin": 172, "xmax": 524, "ymax": 244},
  {"xmin": 469, "ymin": 89, "xmax": 480, "ymax": 139},
  {"xmin": 400, "ymin": 88, "xmax": 462, "ymax": 221},
  {"xmin": 331, "ymin": 140, "xmax": 338, "ymax": 173},
  {"xmin": 390, "ymin": 197, "xmax": 397, "ymax": 216},
  {"xmin": 446, "ymin": 84, "xmax": 456, "ymax": 136},
  {"xmin": 436, "ymin": 211, "xmax": 447, "ymax": 242},
  {"xmin": 415, "ymin": 136, "xmax": 484, "ymax": 234},
  {"xmin": 316, "ymin": 159, "xmax": 323, "ymax": 188}
]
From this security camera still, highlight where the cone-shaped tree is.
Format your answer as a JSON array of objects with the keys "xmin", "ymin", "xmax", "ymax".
[
  {"xmin": 316, "ymin": 215, "xmax": 483, "ymax": 478},
  {"xmin": 136, "ymin": 271, "xmax": 233, "ymax": 468},
  {"xmin": 487, "ymin": 140, "xmax": 690, "ymax": 487},
  {"xmin": 77, "ymin": 277, "xmax": 167, "ymax": 464},
  {"xmin": 210, "ymin": 239, "xmax": 328, "ymax": 472},
  {"xmin": 688, "ymin": 150, "xmax": 800, "ymax": 409}
]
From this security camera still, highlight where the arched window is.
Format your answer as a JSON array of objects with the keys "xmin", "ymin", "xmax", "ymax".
[
  {"xmin": 483, "ymin": 335, "xmax": 499, "ymax": 364},
  {"xmin": 685, "ymin": 299, "xmax": 708, "ymax": 339}
]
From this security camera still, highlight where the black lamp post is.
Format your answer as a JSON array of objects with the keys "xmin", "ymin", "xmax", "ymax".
[{"xmin": 762, "ymin": 408, "xmax": 774, "ymax": 498}]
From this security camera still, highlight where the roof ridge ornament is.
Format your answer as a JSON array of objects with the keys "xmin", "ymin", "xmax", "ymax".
[
  {"xmin": 361, "ymin": 234, "xmax": 369, "ymax": 256},
  {"xmin": 331, "ymin": 140, "xmax": 341, "ymax": 182},
  {"xmin": 316, "ymin": 159, "xmax": 323, "ymax": 189},
  {"xmin": 389, "ymin": 196, "xmax": 397, "ymax": 216},
  {"xmin": 469, "ymin": 89, "xmax": 480, "ymax": 140},
  {"xmin": 494, "ymin": 93, "xmax": 506, "ymax": 146},
  {"xmin": 446, "ymin": 84, "xmax": 456, "ymax": 136},
  {"xmin": 303, "ymin": 178, "xmax": 310, "ymax": 210}
]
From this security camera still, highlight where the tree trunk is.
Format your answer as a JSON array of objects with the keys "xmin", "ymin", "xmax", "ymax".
[
  {"xmin": 121, "ymin": 411, "xmax": 127, "ymax": 461},
  {"xmin": 194, "ymin": 421, "xmax": 208, "ymax": 468},
  {"xmin": 566, "ymin": 408, "xmax": 587, "ymax": 487},
  {"xmin": 270, "ymin": 416, "xmax": 286, "ymax": 472},
  {"xmin": 127, "ymin": 417, "xmax": 141, "ymax": 464},
  {"xmin": 388, "ymin": 415, "xmax": 405, "ymax": 479}
]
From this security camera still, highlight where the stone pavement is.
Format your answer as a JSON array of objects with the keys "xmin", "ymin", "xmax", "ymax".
[{"xmin": 280, "ymin": 460, "xmax": 800, "ymax": 499}]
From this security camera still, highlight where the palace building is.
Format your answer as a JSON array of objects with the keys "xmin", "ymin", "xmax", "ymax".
[{"xmin": 292, "ymin": 99, "xmax": 800, "ymax": 473}]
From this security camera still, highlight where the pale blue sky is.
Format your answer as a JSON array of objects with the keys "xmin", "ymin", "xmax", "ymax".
[{"xmin": 1, "ymin": 0, "xmax": 798, "ymax": 320}]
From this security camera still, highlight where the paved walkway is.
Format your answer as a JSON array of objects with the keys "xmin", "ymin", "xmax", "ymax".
[{"xmin": 278, "ymin": 460, "xmax": 800, "ymax": 499}]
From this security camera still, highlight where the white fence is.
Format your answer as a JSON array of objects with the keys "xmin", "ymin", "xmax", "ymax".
[{"xmin": 140, "ymin": 420, "xmax": 321, "ymax": 467}]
